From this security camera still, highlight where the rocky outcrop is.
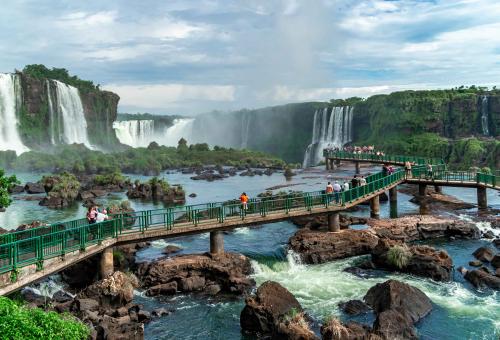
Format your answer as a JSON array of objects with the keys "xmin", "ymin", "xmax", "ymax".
[
  {"xmin": 126, "ymin": 182, "xmax": 185, "ymax": 205},
  {"xmin": 240, "ymin": 281, "xmax": 317, "ymax": 339},
  {"xmin": 137, "ymin": 252, "xmax": 254, "ymax": 297},
  {"xmin": 291, "ymin": 214, "xmax": 367, "ymax": 230},
  {"xmin": 190, "ymin": 171, "xmax": 227, "ymax": 181},
  {"xmin": 338, "ymin": 300, "xmax": 371, "ymax": 316},
  {"xmin": 289, "ymin": 229, "xmax": 379, "ymax": 264},
  {"xmin": 371, "ymin": 239, "xmax": 453, "ymax": 281},
  {"xmin": 472, "ymin": 246, "xmax": 495, "ymax": 262},
  {"xmin": 321, "ymin": 319, "xmax": 376, "ymax": 340},
  {"xmin": 464, "ymin": 269, "xmax": 500, "ymax": 290},
  {"xmin": 25, "ymin": 182, "xmax": 45, "ymax": 194}
]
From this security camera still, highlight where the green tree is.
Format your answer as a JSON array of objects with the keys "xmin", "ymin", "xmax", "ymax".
[{"xmin": 0, "ymin": 169, "xmax": 19, "ymax": 209}]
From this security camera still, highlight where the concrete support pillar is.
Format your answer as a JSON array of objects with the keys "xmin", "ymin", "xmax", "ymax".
[
  {"xmin": 330, "ymin": 159, "xmax": 335, "ymax": 170},
  {"xmin": 355, "ymin": 161, "xmax": 361, "ymax": 174},
  {"xmin": 325, "ymin": 158, "xmax": 330, "ymax": 170},
  {"xmin": 100, "ymin": 247, "xmax": 114, "ymax": 279},
  {"xmin": 335, "ymin": 159, "xmax": 341, "ymax": 166},
  {"xmin": 477, "ymin": 187, "xmax": 487, "ymax": 210},
  {"xmin": 434, "ymin": 185, "xmax": 442, "ymax": 194},
  {"xmin": 389, "ymin": 186, "xmax": 398, "ymax": 202},
  {"xmin": 370, "ymin": 195, "xmax": 380, "ymax": 218},
  {"xmin": 389, "ymin": 186, "xmax": 398, "ymax": 218},
  {"xmin": 328, "ymin": 212, "xmax": 340, "ymax": 232},
  {"xmin": 210, "ymin": 231, "xmax": 224, "ymax": 254},
  {"xmin": 418, "ymin": 184, "xmax": 427, "ymax": 196}
]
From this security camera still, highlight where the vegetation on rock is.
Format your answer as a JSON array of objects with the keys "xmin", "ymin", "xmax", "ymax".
[
  {"xmin": 0, "ymin": 169, "xmax": 19, "ymax": 209},
  {"xmin": 386, "ymin": 244, "xmax": 412, "ymax": 269}
]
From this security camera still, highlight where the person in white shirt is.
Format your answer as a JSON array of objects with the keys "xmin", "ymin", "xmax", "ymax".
[
  {"xmin": 96, "ymin": 208, "xmax": 108, "ymax": 222},
  {"xmin": 343, "ymin": 181, "xmax": 350, "ymax": 191}
]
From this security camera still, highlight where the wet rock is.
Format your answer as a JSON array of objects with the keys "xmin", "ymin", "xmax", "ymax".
[
  {"xmin": 9, "ymin": 184, "xmax": 24, "ymax": 194},
  {"xmin": 52, "ymin": 290, "xmax": 73, "ymax": 303},
  {"xmin": 25, "ymin": 182, "xmax": 45, "ymax": 194},
  {"xmin": 291, "ymin": 214, "xmax": 367, "ymax": 230},
  {"xmin": 338, "ymin": 300, "xmax": 371, "ymax": 315},
  {"xmin": 151, "ymin": 308, "xmax": 170, "ymax": 318},
  {"xmin": 73, "ymin": 298, "xmax": 100, "ymax": 312},
  {"xmin": 479, "ymin": 266, "xmax": 491, "ymax": 274},
  {"xmin": 21, "ymin": 289, "xmax": 47, "ymax": 307},
  {"xmin": 493, "ymin": 239, "xmax": 500, "ymax": 248},
  {"xmin": 483, "ymin": 230, "xmax": 495, "ymax": 239},
  {"xmin": 472, "ymin": 246, "xmax": 495, "ymax": 262},
  {"xmin": 138, "ymin": 253, "xmax": 254, "ymax": 296},
  {"xmin": 146, "ymin": 282, "xmax": 178, "ymax": 296},
  {"xmin": 491, "ymin": 254, "xmax": 500, "ymax": 269},
  {"xmin": 137, "ymin": 310, "xmax": 151, "ymax": 323},
  {"xmin": 189, "ymin": 193, "xmax": 197, "ymax": 197},
  {"xmin": 162, "ymin": 245, "xmax": 182, "ymax": 255},
  {"xmin": 190, "ymin": 171, "xmax": 226, "ymax": 181},
  {"xmin": 495, "ymin": 268, "xmax": 500, "ymax": 277},
  {"xmin": 464, "ymin": 269, "xmax": 500, "ymax": 290},
  {"xmin": 289, "ymin": 229, "xmax": 379, "ymax": 264},
  {"xmin": 469, "ymin": 260, "xmax": 483, "ymax": 267},
  {"xmin": 321, "ymin": 319, "xmax": 373, "ymax": 340},
  {"xmin": 373, "ymin": 309, "xmax": 416, "ymax": 339},
  {"xmin": 205, "ymin": 284, "xmax": 221, "ymax": 295},
  {"xmin": 240, "ymin": 281, "xmax": 317, "ymax": 339},
  {"xmin": 457, "ymin": 266, "xmax": 468, "ymax": 275},
  {"xmin": 54, "ymin": 300, "xmax": 73, "ymax": 313}
]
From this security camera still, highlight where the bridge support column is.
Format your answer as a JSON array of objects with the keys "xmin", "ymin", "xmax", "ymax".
[
  {"xmin": 477, "ymin": 187, "xmax": 487, "ymax": 210},
  {"xmin": 418, "ymin": 184, "xmax": 427, "ymax": 196},
  {"xmin": 210, "ymin": 231, "xmax": 224, "ymax": 254},
  {"xmin": 328, "ymin": 212, "xmax": 340, "ymax": 232},
  {"xmin": 355, "ymin": 161, "xmax": 361, "ymax": 174},
  {"xmin": 434, "ymin": 185, "xmax": 442, "ymax": 194},
  {"xmin": 100, "ymin": 247, "xmax": 114, "ymax": 279},
  {"xmin": 335, "ymin": 159, "xmax": 341, "ymax": 166},
  {"xmin": 325, "ymin": 158, "xmax": 330, "ymax": 170},
  {"xmin": 370, "ymin": 195, "xmax": 380, "ymax": 219},
  {"xmin": 389, "ymin": 186, "xmax": 398, "ymax": 218}
]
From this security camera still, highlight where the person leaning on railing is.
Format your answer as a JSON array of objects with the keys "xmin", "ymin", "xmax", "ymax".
[{"xmin": 405, "ymin": 161, "xmax": 412, "ymax": 179}]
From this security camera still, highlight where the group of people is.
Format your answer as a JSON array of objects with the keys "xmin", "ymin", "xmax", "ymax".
[{"xmin": 86, "ymin": 206, "xmax": 109, "ymax": 224}]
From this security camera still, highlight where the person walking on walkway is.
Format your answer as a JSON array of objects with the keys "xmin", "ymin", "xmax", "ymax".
[
  {"xmin": 426, "ymin": 163, "xmax": 433, "ymax": 179},
  {"xmin": 240, "ymin": 192, "xmax": 249, "ymax": 210},
  {"xmin": 343, "ymin": 181, "xmax": 350, "ymax": 192},
  {"xmin": 405, "ymin": 161, "xmax": 412, "ymax": 178}
]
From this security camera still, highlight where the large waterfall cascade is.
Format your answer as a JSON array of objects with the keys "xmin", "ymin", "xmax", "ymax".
[
  {"xmin": 47, "ymin": 80, "xmax": 92, "ymax": 147},
  {"xmin": 113, "ymin": 118, "xmax": 194, "ymax": 148},
  {"xmin": 0, "ymin": 73, "xmax": 29, "ymax": 154},
  {"xmin": 480, "ymin": 95, "xmax": 490, "ymax": 136},
  {"xmin": 240, "ymin": 112, "xmax": 251, "ymax": 149},
  {"xmin": 302, "ymin": 106, "xmax": 353, "ymax": 167}
]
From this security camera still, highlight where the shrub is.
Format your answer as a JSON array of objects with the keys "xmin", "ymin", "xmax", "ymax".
[
  {"xmin": 386, "ymin": 244, "xmax": 412, "ymax": 269},
  {"xmin": 0, "ymin": 296, "xmax": 89, "ymax": 339},
  {"xmin": 0, "ymin": 169, "xmax": 19, "ymax": 208}
]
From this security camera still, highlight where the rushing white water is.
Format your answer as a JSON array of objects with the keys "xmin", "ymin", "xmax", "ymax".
[
  {"xmin": 0, "ymin": 74, "xmax": 29, "ymax": 154},
  {"xmin": 480, "ymin": 96, "xmax": 490, "ymax": 136},
  {"xmin": 49, "ymin": 80, "xmax": 91, "ymax": 147},
  {"xmin": 113, "ymin": 118, "xmax": 194, "ymax": 147},
  {"xmin": 302, "ymin": 106, "xmax": 353, "ymax": 167},
  {"xmin": 240, "ymin": 112, "xmax": 251, "ymax": 149},
  {"xmin": 113, "ymin": 120, "xmax": 155, "ymax": 147}
]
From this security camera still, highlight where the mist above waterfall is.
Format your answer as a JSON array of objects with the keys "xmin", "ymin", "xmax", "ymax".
[
  {"xmin": 0, "ymin": 74, "xmax": 29, "ymax": 154},
  {"xmin": 302, "ymin": 106, "xmax": 353, "ymax": 167}
]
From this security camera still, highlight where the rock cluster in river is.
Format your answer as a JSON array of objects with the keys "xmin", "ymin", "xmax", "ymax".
[
  {"xmin": 240, "ymin": 281, "xmax": 318, "ymax": 339},
  {"xmin": 460, "ymin": 245, "xmax": 500, "ymax": 290},
  {"xmin": 137, "ymin": 252, "xmax": 255, "ymax": 297}
]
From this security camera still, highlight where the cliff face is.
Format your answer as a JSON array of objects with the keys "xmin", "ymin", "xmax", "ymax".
[{"xmin": 17, "ymin": 72, "xmax": 120, "ymax": 148}]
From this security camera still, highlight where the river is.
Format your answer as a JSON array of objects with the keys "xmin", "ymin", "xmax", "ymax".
[{"xmin": 4, "ymin": 165, "xmax": 500, "ymax": 339}]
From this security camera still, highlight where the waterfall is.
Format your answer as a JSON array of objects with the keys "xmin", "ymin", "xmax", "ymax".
[
  {"xmin": 0, "ymin": 73, "xmax": 29, "ymax": 154},
  {"xmin": 240, "ymin": 112, "xmax": 251, "ymax": 149},
  {"xmin": 113, "ymin": 118, "xmax": 194, "ymax": 147},
  {"xmin": 47, "ymin": 80, "xmax": 91, "ymax": 147},
  {"xmin": 480, "ymin": 95, "xmax": 490, "ymax": 136},
  {"xmin": 302, "ymin": 106, "xmax": 353, "ymax": 167}
]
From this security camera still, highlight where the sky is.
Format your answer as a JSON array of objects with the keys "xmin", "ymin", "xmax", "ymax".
[{"xmin": 1, "ymin": 0, "xmax": 500, "ymax": 115}]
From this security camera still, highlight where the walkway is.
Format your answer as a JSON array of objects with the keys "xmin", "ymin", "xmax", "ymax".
[{"xmin": 0, "ymin": 151, "xmax": 498, "ymax": 295}]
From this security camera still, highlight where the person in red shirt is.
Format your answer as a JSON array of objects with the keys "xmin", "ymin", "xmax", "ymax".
[{"xmin": 240, "ymin": 192, "xmax": 249, "ymax": 210}]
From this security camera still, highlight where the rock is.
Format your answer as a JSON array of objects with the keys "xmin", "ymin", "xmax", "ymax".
[
  {"xmin": 373, "ymin": 309, "xmax": 416, "ymax": 339},
  {"xmin": 152, "ymin": 308, "xmax": 170, "ymax": 317},
  {"xmin": 483, "ymin": 230, "xmax": 495, "ymax": 239},
  {"xmin": 364, "ymin": 280, "xmax": 432, "ymax": 324},
  {"xmin": 472, "ymin": 246, "xmax": 495, "ymax": 262},
  {"xmin": 9, "ymin": 184, "xmax": 24, "ymax": 194},
  {"xmin": 62, "ymin": 255, "xmax": 99, "ymax": 288},
  {"xmin": 205, "ymin": 284, "xmax": 221, "ymax": 295},
  {"xmin": 74, "ymin": 298, "xmax": 100, "ymax": 312},
  {"xmin": 457, "ymin": 266, "xmax": 468, "ymax": 275},
  {"xmin": 240, "ymin": 281, "xmax": 307, "ymax": 336},
  {"xmin": 321, "ymin": 319, "xmax": 373, "ymax": 340},
  {"xmin": 190, "ymin": 172, "xmax": 226, "ymax": 181},
  {"xmin": 52, "ymin": 290, "xmax": 73, "ymax": 303},
  {"xmin": 162, "ymin": 245, "xmax": 182, "ymax": 255},
  {"xmin": 138, "ymin": 253, "xmax": 254, "ymax": 296},
  {"xmin": 21, "ymin": 289, "xmax": 47, "ymax": 307},
  {"xmin": 491, "ymin": 255, "xmax": 500, "ymax": 269},
  {"xmin": 495, "ymin": 268, "xmax": 500, "ymax": 277},
  {"xmin": 469, "ymin": 260, "xmax": 483, "ymax": 267},
  {"xmin": 25, "ymin": 182, "xmax": 45, "ymax": 194},
  {"xmin": 479, "ymin": 266, "xmax": 490, "ymax": 274},
  {"xmin": 464, "ymin": 269, "xmax": 500, "ymax": 290},
  {"xmin": 146, "ymin": 282, "xmax": 177, "ymax": 296},
  {"xmin": 338, "ymin": 300, "xmax": 371, "ymax": 315},
  {"xmin": 493, "ymin": 239, "xmax": 500, "ymax": 248},
  {"xmin": 114, "ymin": 307, "xmax": 129, "ymax": 317},
  {"xmin": 137, "ymin": 310, "xmax": 151, "ymax": 322},
  {"xmin": 189, "ymin": 193, "xmax": 197, "ymax": 197},
  {"xmin": 78, "ymin": 271, "xmax": 139, "ymax": 309},
  {"xmin": 54, "ymin": 300, "xmax": 73, "ymax": 313},
  {"xmin": 289, "ymin": 229, "xmax": 379, "ymax": 264}
]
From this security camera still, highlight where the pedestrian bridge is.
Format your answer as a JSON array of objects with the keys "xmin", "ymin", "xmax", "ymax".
[{"xmin": 0, "ymin": 151, "xmax": 498, "ymax": 295}]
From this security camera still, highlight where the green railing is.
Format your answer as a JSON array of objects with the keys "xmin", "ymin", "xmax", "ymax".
[
  {"xmin": 0, "ymin": 169, "xmax": 406, "ymax": 275},
  {"xmin": 323, "ymin": 150, "xmax": 445, "ymax": 165}
]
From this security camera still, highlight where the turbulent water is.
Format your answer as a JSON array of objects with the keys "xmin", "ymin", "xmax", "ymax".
[
  {"xmin": 113, "ymin": 118, "xmax": 194, "ymax": 147},
  {"xmin": 47, "ymin": 80, "xmax": 91, "ymax": 147},
  {"xmin": 0, "ymin": 73, "xmax": 29, "ymax": 154},
  {"xmin": 303, "ymin": 106, "xmax": 353, "ymax": 167},
  {"xmin": 481, "ymin": 95, "xmax": 490, "ymax": 136},
  {"xmin": 5, "ymin": 167, "xmax": 500, "ymax": 339}
]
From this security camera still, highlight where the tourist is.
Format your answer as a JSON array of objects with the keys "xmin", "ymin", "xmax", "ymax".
[
  {"xmin": 351, "ymin": 175, "xmax": 359, "ymax": 188},
  {"xmin": 86, "ymin": 206, "xmax": 96, "ymax": 224},
  {"xmin": 405, "ymin": 161, "xmax": 412, "ymax": 178},
  {"xmin": 96, "ymin": 208, "xmax": 108, "ymax": 222},
  {"xmin": 427, "ymin": 164, "xmax": 433, "ymax": 179},
  {"xmin": 343, "ymin": 181, "xmax": 350, "ymax": 191},
  {"xmin": 360, "ymin": 176, "xmax": 367, "ymax": 186},
  {"xmin": 240, "ymin": 192, "xmax": 249, "ymax": 210},
  {"xmin": 326, "ymin": 181, "xmax": 334, "ymax": 194},
  {"xmin": 333, "ymin": 181, "xmax": 341, "ymax": 193}
]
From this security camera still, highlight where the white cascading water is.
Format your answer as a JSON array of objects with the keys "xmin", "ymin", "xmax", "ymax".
[
  {"xmin": 50, "ymin": 80, "xmax": 91, "ymax": 147},
  {"xmin": 302, "ymin": 106, "xmax": 353, "ymax": 167},
  {"xmin": 480, "ymin": 95, "xmax": 490, "ymax": 136},
  {"xmin": 113, "ymin": 118, "xmax": 194, "ymax": 147},
  {"xmin": 113, "ymin": 120, "xmax": 155, "ymax": 147},
  {"xmin": 240, "ymin": 113, "xmax": 251, "ymax": 149},
  {"xmin": 0, "ymin": 73, "xmax": 29, "ymax": 154}
]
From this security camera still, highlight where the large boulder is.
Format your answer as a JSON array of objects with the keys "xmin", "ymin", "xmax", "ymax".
[
  {"xmin": 364, "ymin": 280, "xmax": 432, "ymax": 324},
  {"xmin": 240, "ymin": 281, "xmax": 317, "ymax": 339},
  {"xmin": 137, "ymin": 252, "xmax": 254, "ymax": 296},
  {"xmin": 25, "ymin": 182, "xmax": 45, "ymax": 194},
  {"xmin": 464, "ymin": 269, "xmax": 500, "ymax": 290},
  {"xmin": 472, "ymin": 247, "xmax": 495, "ymax": 262},
  {"xmin": 491, "ymin": 255, "xmax": 500, "ymax": 269},
  {"xmin": 289, "ymin": 229, "xmax": 379, "ymax": 264}
]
